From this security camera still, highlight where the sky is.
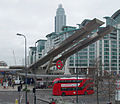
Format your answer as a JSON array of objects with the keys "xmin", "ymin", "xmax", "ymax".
[{"xmin": 0, "ymin": 0, "xmax": 120, "ymax": 66}]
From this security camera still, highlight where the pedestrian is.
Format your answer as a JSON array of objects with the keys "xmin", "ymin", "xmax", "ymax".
[
  {"xmin": 0, "ymin": 79, "xmax": 2, "ymax": 86},
  {"xmin": 9, "ymin": 80, "xmax": 12, "ymax": 87},
  {"xmin": 12, "ymin": 80, "xmax": 15, "ymax": 89},
  {"xmin": 6, "ymin": 81, "xmax": 8, "ymax": 88},
  {"xmin": 30, "ymin": 78, "xmax": 33, "ymax": 85},
  {"xmin": 20, "ymin": 80, "xmax": 22, "ymax": 89},
  {"xmin": 1, "ymin": 79, "xmax": 3, "ymax": 86},
  {"xmin": 3, "ymin": 81, "xmax": 6, "ymax": 88}
]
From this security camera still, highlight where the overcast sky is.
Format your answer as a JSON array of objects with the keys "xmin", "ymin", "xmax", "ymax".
[{"xmin": 0, "ymin": 0, "xmax": 120, "ymax": 66}]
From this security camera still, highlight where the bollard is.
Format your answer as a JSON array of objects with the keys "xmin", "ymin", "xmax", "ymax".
[
  {"xmin": 51, "ymin": 98, "xmax": 56, "ymax": 104},
  {"xmin": 52, "ymin": 102, "xmax": 56, "ymax": 104},
  {"xmin": 15, "ymin": 99, "xmax": 18, "ymax": 104}
]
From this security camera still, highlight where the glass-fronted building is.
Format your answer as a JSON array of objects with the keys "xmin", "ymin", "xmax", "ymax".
[
  {"xmin": 28, "ymin": 4, "xmax": 120, "ymax": 75},
  {"xmin": 28, "ymin": 39, "xmax": 46, "ymax": 65},
  {"xmin": 102, "ymin": 10, "xmax": 120, "ymax": 75},
  {"xmin": 36, "ymin": 39, "xmax": 47, "ymax": 59},
  {"xmin": 44, "ymin": 9, "xmax": 120, "ymax": 75},
  {"xmin": 28, "ymin": 47, "xmax": 36, "ymax": 65}
]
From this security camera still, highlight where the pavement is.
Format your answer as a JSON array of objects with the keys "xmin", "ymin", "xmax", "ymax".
[{"xmin": 0, "ymin": 84, "xmax": 34, "ymax": 91}]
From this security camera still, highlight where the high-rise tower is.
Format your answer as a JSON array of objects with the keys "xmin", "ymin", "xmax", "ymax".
[{"xmin": 55, "ymin": 4, "xmax": 66, "ymax": 33}]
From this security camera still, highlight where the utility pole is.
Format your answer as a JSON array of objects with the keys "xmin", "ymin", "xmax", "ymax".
[
  {"xmin": 96, "ymin": 58, "xmax": 99, "ymax": 104},
  {"xmin": 76, "ymin": 52, "xmax": 79, "ymax": 104},
  {"xmin": 13, "ymin": 50, "xmax": 16, "ymax": 65},
  {"xmin": 16, "ymin": 33, "xmax": 28, "ymax": 104}
]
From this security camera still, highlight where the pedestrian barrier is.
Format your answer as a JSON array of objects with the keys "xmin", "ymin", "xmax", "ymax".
[{"xmin": 37, "ymin": 98, "xmax": 51, "ymax": 103}]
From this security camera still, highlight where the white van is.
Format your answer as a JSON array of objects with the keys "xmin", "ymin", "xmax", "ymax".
[{"xmin": 14, "ymin": 76, "xmax": 24, "ymax": 85}]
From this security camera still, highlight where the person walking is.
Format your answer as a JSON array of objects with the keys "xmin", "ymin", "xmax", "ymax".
[
  {"xmin": 0, "ymin": 79, "xmax": 2, "ymax": 86},
  {"xmin": 6, "ymin": 81, "xmax": 8, "ymax": 88},
  {"xmin": 12, "ymin": 80, "xmax": 15, "ymax": 89},
  {"xmin": 20, "ymin": 80, "xmax": 22, "ymax": 89},
  {"xmin": 3, "ymin": 81, "xmax": 6, "ymax": 88}
]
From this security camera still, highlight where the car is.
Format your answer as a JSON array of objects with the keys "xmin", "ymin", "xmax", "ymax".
[
  {"xmin": 14, "ymin": 80, "xmax": 24, "ymax": 85},
  {"xmin": 36, "ymin": 82, "xmax": 47, "ymax": 89}
]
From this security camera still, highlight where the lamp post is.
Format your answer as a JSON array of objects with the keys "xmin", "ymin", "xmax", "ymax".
[
  {"xmin": 33, "ymin": 40, "xmax": 39, "ymax": 104},
  {"xmin": 16, "ymin": 33, "xmax": 28, "ymax": 104},
  {"xmin": 76, "ymin": 52, "xmax": 79, "ymax": 104}
]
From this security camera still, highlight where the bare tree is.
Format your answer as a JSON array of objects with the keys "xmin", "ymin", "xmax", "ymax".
[{"xmin": 87, "ymin": 58, "xmax": 117, "ymax": 104}]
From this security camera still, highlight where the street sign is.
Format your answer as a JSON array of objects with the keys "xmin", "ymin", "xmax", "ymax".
[{"xmin": 56, "ymin": 60, "xmax": 63, "ymax": 69}]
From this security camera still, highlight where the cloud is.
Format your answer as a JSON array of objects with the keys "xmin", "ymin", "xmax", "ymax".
[{"xmin": 0, "ymin": 0, "xmax": 120, "ymax": 65}]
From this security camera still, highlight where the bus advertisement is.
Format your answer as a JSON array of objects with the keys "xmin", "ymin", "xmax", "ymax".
[{"xmin": 52, "ymin": 77, "xmax": 94, "ymax": 96}]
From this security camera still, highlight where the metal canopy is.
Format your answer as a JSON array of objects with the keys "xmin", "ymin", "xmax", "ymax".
[
  {"xmin": 53, "ymin": 25, "xmax": 114, "ymax": 62},
  {"xmin": 28, "ymin": 18, "xmax": 104, "ymax": 69}
]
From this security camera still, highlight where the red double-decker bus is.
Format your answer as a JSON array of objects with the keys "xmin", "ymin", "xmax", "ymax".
[{"xmin": 52, "ymin": 77, "xmax": 94, "ymax": 96}]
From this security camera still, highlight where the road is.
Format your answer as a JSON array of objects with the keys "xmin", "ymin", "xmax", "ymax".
[{"xmin": 0, "ymin": 89, "xmax": 115, "ymax": 104}]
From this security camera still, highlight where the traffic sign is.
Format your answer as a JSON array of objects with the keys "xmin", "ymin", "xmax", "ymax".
[{"xmin": 56, "ymin": 60, "xmax": 63, "ymax": 69}]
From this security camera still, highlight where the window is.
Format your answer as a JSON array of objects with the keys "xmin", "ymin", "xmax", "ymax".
[
  {"xmin": 59, "ymin": 80, "xmax": 83, "ymax": 83},
  {"xmin": 104, "ymin": 44, "xmax": 109, "ymax": 47},
  {"xmin": 104, "ymin": 48, "xmax": 109, "ymax": 51},
  {"xmin": 61, "ymin": 87, "xmax": 82, "ymax": 91},
  {"xmin": 104, "ymin": 60, "xmax": 109, "ymax": 63},
  {"xmin": 112, "ymin": 52, "xmax": 117, "ymax": 55},
  {"xmin": 70, "ymin": 60, "xmax": 74, "ymax": 63},
  {"xmin": 104, "ymin": 52, "xmax": 109, "ymax": 55},
  {"xmin": 112, "ymin": 56, "xmax": 117, "ymax": 59},
  {"xmin": 89, "ymin": 52, "xmax": 95, "ymax": 55},
  {"xmin": 81, "ymin": 64, "xmax": 87, "ymax": 66},
  {"xmin": 89, "ymin": 48, "xmax": 95, "ymax": 51},
  {"xmin": 111, "ymin": 60, "xmax": 117, "ymax": 63},
  {"xmin": 104, "ymin": 56, "xmax": 109, "ymax": 59},
  {"xmin": 112, "ymin": 49, "xmax": 117, "ymax": 51},
  {"xmin": 111, "ymin": 40, "xmax": 117, "ymax": 44},
  {"xmin": 87, "ymin": 87, "xmax": 93, "ymax": 90},
  {"xmin": 104, "ymin": 64, "xmax": 109, "ymax": 66},
  {"xmin": 69, "ymin": 64, "xmax": 74, "ymax": 66},
  {"xmin": 111, "ymin": 45, "xmax": 117, "ymax": 48},
  {"xmin": 104, "ymin": 40, "xmax": 109, "ymax": 44},
  {"xmin": 111, "ymin": 64, "xmax": 117, "ymax": 66},
  {"xmin": 89, "ymin": 56, "xmax": 95, "ymax": 59}
]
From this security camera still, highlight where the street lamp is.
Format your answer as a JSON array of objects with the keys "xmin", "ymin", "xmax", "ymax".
[
  {"xmin": 16, "ymin": 33, "xmax": 28, "ymax": 104},
  {"xmin": 33, "ymin": 39, "xmax": 39, "ymax": 104},
  {"xmin": 76, "ymin": 52, "xmax": 79, "ymax": 104}
]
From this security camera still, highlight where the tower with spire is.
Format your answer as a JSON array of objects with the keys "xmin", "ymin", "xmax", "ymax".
[{"xmin": 55, "ymin": 4, "xmax": 66, "ymax": 33}]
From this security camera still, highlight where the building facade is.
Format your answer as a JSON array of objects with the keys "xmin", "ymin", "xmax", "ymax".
[
  {"xmin": 102, "ymin": 10, "xmax": 120, "ymax": 75},
  {"xmin": 36, "ymin": 39, "xmax": 47, "ymax": 59},
  {"xmin": 44, "ymin": 8, "xmax": 120, "ymax": 75},
  {"xmin": 28, "ymin": 39, "xmax": 46, "ymax": 65},
  {"xmin": 28, "ymin": 47, "xmax": 36, "ymax": 65}
]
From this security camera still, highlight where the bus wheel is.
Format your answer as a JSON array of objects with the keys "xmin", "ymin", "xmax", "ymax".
[
  {"xmin": 84, "ymin": 91, "xmax": 87, "ymax": 95},
  {"xmin": 62, "ymin": 92, "xmax": 66, "ymax": 96}
]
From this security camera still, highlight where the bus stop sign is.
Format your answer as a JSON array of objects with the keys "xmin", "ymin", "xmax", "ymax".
[{"xmin": 56, "ymin": 60, "xmax": 63, "ymax": 69}]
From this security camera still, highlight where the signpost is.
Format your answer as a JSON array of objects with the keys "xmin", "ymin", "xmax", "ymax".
[{"xmin": 56, "ymin": 60, "xmax": 63, "ymax": 69}]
